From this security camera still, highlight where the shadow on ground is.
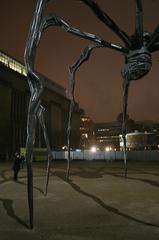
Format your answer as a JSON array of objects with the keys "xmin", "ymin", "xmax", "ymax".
[
  {"xmin": 0, "ymin": 162, "xmax": 159, "ymax": 230},
  {"xmin": 54, "ymin": 170, "xmax": 159, "ymax": 229}
]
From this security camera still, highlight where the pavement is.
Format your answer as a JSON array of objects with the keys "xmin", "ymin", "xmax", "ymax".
[{"xmin": 0, "ymin": 160, "xmax": 159, "ymax": 240}]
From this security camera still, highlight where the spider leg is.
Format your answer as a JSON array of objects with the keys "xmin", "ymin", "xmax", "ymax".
[
  {"xmin": 24, "ymin": 72, "xmax": 43, "ymax": 229},
  {"xmin": 135, "ymin": 0, "xmax": 143, "ymax": 47},
  {"xmin": 147, "ymin": 25, "xmax": 159, "ymax": 49},
  {"xmin": 41, "ymin": 12, "xmax": 128, "ymax": 53},
  {"xmin": 37, "ymin": 105, "xmax": 53, "ymax": 196},
  {"xmin": 41, "ymin": 12, "xmax": 128, "ymax": 178},
  {"xmin": 149, "ymin": 43, "xmax": 159, "ymax": 53},
  {"xmin": 24, "ymin": 0, "xmax": 51, "ymax": 229},
  {"xmin": 122, "ymin": 79, "xmax": 130, "ymax": 178},
  {"xmin": 66, "ymin": 43, "xmax": 104, "ymax": 181},
  {"xmin": 79, "ymin": 0, "xmax": 131, "ymax": 48}
]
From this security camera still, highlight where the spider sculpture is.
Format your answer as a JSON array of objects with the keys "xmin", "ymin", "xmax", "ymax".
[{"xmin": 24, "ymin": 0, "xmax": 158, "ymax": 229}]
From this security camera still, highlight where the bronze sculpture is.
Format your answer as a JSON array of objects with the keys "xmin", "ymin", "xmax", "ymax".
[
  {"xmin": 24, "ymin": 0, "xmax": 158, "ymax": 229},
  {"xmin": 24, "ymin": 0, "xmax": 54, "ymax": 228}
]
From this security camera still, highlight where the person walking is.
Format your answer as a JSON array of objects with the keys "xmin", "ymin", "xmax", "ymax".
[
  {"xmin": 13, "ymin": 152, "xmax": 21, "ymax": 181},
  {"xmin": 20, "ymin": 153, "xmax": 25, "ymax": 169}
]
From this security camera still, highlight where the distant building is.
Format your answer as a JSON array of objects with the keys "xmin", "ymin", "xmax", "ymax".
[
  {"xmin": 129, "ymin": 120, "xmax": 159, "ymax": 148},
  {"xmin": 119, "ymin": 130, "xmax": 157, "ymax": 150},
  {"xmin": 95, "ymin": 122, "xmax": 121, "ymax": 150},
  {"xmin": 0, "ymin": 51, "xmax": 81, "ymax": 160},
  {"xmin": 80, "ymin": 115, "xmax": 95, "ymax": 149},
  {"xmin": 95, "ymin": 119, "xmax": 159, "ymax": 151},
  {"xmin": 135, "ymin": 120, "xmax": 159, "ymax": 132}
]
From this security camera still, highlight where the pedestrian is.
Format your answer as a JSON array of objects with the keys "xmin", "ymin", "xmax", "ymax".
[
  {"xmin": 13, "ymin": 152, "xmax": 21, "ymax": 181},
  {"xmin": 20, "ymin": 153, "xmax": 25, "ymax": 169}
]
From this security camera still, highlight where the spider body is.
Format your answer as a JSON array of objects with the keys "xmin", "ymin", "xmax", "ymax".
[
  {"xmin": 121, "ymin": 30, "xmax": 153, "ymax": 81},
  {"xmin": 121, "ymin": 46, "xmax": 152, "ymax": 81}
]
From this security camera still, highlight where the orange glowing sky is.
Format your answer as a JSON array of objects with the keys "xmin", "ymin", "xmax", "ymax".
[{"xmin": 1, "ymin": 0, "xmax": 159, "ymax": 122}]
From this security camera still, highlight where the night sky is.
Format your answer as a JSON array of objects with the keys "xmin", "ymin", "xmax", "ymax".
[{"xmin": 1, "ymin": 0, "xmax": 159, "ymax": 123}]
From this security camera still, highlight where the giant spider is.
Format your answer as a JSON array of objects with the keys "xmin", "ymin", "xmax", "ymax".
[{"xmin": 24, "ymin": 0, "xmax": 158, "ymax": 229}]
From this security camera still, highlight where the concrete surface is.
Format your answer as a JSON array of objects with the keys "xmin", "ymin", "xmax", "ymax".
[{"xmin": 0, "ymin": 161, "xmax": 159, "ymax": 240}]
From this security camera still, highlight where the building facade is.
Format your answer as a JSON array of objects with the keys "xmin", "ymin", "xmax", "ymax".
[
  {"xmin": 80, "ymin": 115, "xmax": 95, "ymax": 149},
  {"xmin": 95, "ymin": 120, "xmax": 159, "ymax": 151},
  {"xmin": 95, "ymin": 122, "xmax": 121, "ymax": 150},
  {"xmin": 0, "ymin": 51, "xmax": 81, "ymax": 160},
  {"xmin": 119, "ymin": 130, "xmax": 157, "ymax": 150}
]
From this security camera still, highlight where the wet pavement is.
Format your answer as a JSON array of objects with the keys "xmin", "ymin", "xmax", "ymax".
[{"xmin": 0, "ymin": 160, "xmax": 159, "ymax": 240}]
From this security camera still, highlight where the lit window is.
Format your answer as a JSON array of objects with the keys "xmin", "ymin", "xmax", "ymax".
[
  {"xmin": 0, "ymin": 51, "xmax": 27, "ymax": 77},
  {"xmin": 0, "ymin": 55, "xmax": 8, "ymax": 65},
  {"xmin": 82, "ymin": 133, "xmax": 88, "ymax": 139},
  {"xmin": 105, "ymin": 146, "xmax": 112, "ymax": 152},
  {"xmin": 85, "ymin": 133, "xmax": 88, "ymax": 138},
  {"xmin": 23, "ymin": 68, "xmax": 27, "ymax": 76}
]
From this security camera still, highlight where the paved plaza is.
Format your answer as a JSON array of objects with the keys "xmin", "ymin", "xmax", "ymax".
[{"xmin": 0, "ymin": 160, "xmax": 159, "ymax": 240}]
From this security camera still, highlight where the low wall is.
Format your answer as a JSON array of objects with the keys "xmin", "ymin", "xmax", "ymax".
[{"xmin": 52, "ymin": 150, "xmax": 159, "ymax": 161}]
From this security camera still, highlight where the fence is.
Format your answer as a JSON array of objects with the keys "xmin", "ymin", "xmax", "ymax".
[{"xmin": 52, "ymin": 150, "xmax": 159, "ymax": 161}]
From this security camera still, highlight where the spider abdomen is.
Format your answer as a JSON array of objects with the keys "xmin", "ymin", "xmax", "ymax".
[{"xmin": 121, "ymin": 47, "xmax": 152, "ymax": 81}]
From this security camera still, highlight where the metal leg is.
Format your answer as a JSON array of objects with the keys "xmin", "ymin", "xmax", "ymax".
[
  {"xmin": 37, "ymin": 105, "xmax": 53, "ymax": 196},
  {"xmin": 24, "ymin": 0, "xmax": 50, "ymax": 228},
  {"xmin": 25, "ymin": 73, "xmax": 43, "ymax": 229},
  {"xmin": 66, "ymin": 101, "xmax": 74, "ymax": 181},
  {"xmin": 41, "ymin": 12, "xmax": 127, "ymax": 53},
  {"xmin": 135, "ymin": 0, "xmax": 143, "ymax": 46},
  {"xmin": 80, "ymin": 0, "xmax": 131, "ymax": 48},
  {"xmin": 66, "ymin": 44, "xmax": 103, "ymax": 181},
  {"xmin": 147, "ymin": 25, "xmax": 159, "ymax": 49},
  {"xmin": 122, "ymin": 79, "xmax": 130, "ymax": 178}
]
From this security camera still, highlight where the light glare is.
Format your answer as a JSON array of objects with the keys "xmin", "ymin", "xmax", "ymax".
[{"xmin": 91, "ymin": 146, "xmax": 97, "ymax": 152}]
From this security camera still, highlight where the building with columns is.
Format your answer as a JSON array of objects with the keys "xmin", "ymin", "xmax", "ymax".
[{"xmin": 0, "ymin": 51, "xmax": 81, "ymax": 160}]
